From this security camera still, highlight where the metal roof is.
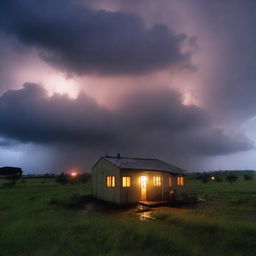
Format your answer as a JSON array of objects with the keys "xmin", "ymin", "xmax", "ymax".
[{"xmin": 103, "ymin": 156, "xmax": 186, "ymax": 175}]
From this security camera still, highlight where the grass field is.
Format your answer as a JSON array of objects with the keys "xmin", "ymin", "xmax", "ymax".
[{"xmin": 0, "ymin": 177, "xmax": 256, "ymax": 256}]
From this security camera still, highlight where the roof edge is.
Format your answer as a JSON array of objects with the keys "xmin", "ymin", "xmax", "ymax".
[
  {"xmin": 92, "ymin": 155, "xmax": 186, "ymax": 174},
  {"xmin": 120, "ymin": 168, "xmax": 186, "ymax": 175}
]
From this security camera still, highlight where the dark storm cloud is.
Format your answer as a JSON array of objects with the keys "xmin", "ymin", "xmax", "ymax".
[
  {"xmin": 0, "ymin": 0, "xmax": 190, "ymax": 75},
  {"xmin": 0, "ymin": 84, "xmax": 253, "ymax": 158},
  {"xmin": 0, "ymin": 137, "xmax": 15, "ymax": 147},
  {"xmin": 105, "ymin": 0, "xmax": 256, "ymax": 122},
  {"xmin": 190, "ymin": 0, "xmax": 256, "ymax": 121},
  {"xmin": 0, "ymin": 83, "xmax": 112, "ymax": 145}
]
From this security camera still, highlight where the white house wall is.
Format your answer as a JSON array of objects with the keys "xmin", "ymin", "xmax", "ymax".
[{"xmin": 92, "ymin": 158, "xmax": 121, "ymax": 204}]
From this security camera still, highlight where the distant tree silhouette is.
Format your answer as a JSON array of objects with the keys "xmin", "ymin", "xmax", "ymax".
[
  {"xmin": 55, "ymin": 172, "xmax": 90, "ymax": 184},
  {"xmin": 214, "ymin": 175, "xmax": 223, "ymax": 182},
  {"xmin": 199, "ymin": 174, "xmax": 211, "ymax": 183},
  {"xmin": 0, "ymin": 167, "xmax": 23, "ymax": 185},
  {"xmin": 226, "ymin": 175, "xmax": 238, "ymax": 185},
  {"xmin": 78, "ymin": 173, "xmax": 90, "ymax": 183},
  {"xmin": 243, "ymin": 174, "xmax": 253, "ymax": 181},
  {"xmin": 55, "ymin": 172, "xmax": 69, "ymax": 185}
]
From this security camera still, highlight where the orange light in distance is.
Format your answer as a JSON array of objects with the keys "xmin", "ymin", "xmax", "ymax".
[{"xmin": 70, "ymin": 171, "xmax": 78, "ymax": 177}]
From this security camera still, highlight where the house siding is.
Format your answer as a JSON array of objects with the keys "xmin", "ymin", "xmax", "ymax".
[
  {"xmin": 119, "ymin": 170, "xmax": 181, "ymax": 204},
  {"xmin": 92, "ymin": 158, "xmax": 121, "ymax": 204},
  {"xmin": 91, "ymin": 157, "xmax": 186, "ymax": 205}
]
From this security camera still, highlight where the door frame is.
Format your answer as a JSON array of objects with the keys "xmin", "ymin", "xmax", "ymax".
[{"xmin": 140, "ymin": 176, "xmax": 147, "ymax": 201}]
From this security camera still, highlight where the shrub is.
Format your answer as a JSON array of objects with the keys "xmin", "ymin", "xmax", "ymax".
[
  {"xmin": 78, "ymin": 173, "xmax": 91, "ymax": 183},
  {"xmin": 243, "ymin": 174, "xmax": 253, "ymax": 181},
  {"xmin": 55, "ymin": 172, "xmax": 69, "ymax": 185},
  {"xmin": 0, "ymin": 167, "xmax": 23, "ymax": 186},
  {"xmin": 201, "ymin": 174, "xmax": 211, "ymax": 183},
  {"xmin": 214, "ymin": 176, "xmax": 223, "ymax": 182},
  {"xmin": 226, "ymin": 175, "xmax": 238, "ymax": 185},
  {"xmin": 55, "ymin": 172, "xmax": 90, "ymax": 184}
]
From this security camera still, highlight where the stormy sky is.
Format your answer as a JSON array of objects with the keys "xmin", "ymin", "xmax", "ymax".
[{"xmin": 0, "ymin": 0, "xmax": 256, "ymax": 173}]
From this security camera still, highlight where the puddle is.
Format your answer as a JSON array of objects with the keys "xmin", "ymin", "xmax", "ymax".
[
  {"xmin": 138, "ymin": 211, "xmax": 156, "ymax": 221},
  {"xmin": 75, "ymin": 199, "xmax": 193, "ymax": 222},
  {"xmin": 136, "ymin": 204, "xmax": 151, "ymax": 213}
]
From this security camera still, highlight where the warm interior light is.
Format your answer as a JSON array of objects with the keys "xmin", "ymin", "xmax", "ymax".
[
  {"xmin": 177, "ymin": 176, "xmax": 184, "ymax": 186},
  {"xmin": 211, "ymin": 176, "xmax": 215, "ymax": 180},
  {"xmin": 141, "ymin": 176, "xmax": 147, "ymax": 182},
  {"xmin": 153, "ymin": 176, "xmax": 161, "ymax": 187},
  {"xmin": 140, "ymin": 176, "xmax": 147, "ymax": 188},
  {"xmin": 122, "ymin": 177, "xmax": 131, "ymax": 187},
  {"xmin": 106, "ymin": 176, "xmax": 115, "ymax": 187}
]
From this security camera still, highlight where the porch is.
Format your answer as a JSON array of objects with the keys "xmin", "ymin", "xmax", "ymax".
[{"xmin": 138, "ymin": 200, "xmax": 171, "ymax": 207}]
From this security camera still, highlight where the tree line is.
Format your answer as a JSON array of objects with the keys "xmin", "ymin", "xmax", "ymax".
[{"xmin": 189, "ymin": 171, "xmax": 254, "ymax": 184}]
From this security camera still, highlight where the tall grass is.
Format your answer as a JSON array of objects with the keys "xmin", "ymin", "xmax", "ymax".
[{"xmin": 0, "ymin": 178, "xmax": 256, "ymax": 255}]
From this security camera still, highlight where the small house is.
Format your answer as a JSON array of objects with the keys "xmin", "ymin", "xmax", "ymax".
[{"xmin": 91, "ymin": 155, "xmax": 186, "ymax": 204}]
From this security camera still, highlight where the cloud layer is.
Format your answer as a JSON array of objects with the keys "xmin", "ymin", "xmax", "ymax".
[
  {"xmin": 0, "ymin": 0, "xmax": 190, "ymax": 75},
  {"xmin": 0, "ymin": 84, "xmax": 252, "ymax": 166},
  {"xmin": 0, "ymin": 0, "xmax": 256, "ymax": 171}
]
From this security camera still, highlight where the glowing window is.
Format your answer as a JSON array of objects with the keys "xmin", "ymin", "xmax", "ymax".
[
  {"xmin": 153, "ymin": 176, "xmax": 161, "ymax": 187},
  {"xmin": 122, "ymin": 177, "xmax": 131, "ymax": 187},
  {"xmin": 169, "ymin": 177, "xmax": 172, "ymax": 187},
  {"xmin": 177, "ymin": 176, "xmax": 184, "ymax": 186},
  {"xmin": 106, "ymin": 176, "xmax": 115, "ymax": 187}
]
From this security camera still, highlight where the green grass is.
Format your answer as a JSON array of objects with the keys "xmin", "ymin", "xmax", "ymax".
[{"xmin": 0, "ymin": 178, "xmax": 256, "ymax": 256}]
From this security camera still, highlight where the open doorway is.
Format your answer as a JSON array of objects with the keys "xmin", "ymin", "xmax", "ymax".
[{"xmin": 140, "ymin": 176, "xmax": 147, "ymax": 200}]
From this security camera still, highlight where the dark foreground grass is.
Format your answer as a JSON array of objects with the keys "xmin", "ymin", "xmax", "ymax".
[{"xmin": 0, "ymin": 178, "xmax": 256, "ymax": 256}]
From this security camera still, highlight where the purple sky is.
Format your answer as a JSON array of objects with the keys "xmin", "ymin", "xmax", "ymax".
[{"xmin": 0, "ymin": 0, "xmax": 256, "ymax": 173}]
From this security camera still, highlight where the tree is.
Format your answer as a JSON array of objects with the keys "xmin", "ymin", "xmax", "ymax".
[
  {"xmin": 0, "ymin": 167, "xmax": 23, "ymax": 186},
  {"xmin": 55, "ymin": 172, "xmax": 69, "ymax": 185},
  {"xmin": 243, "ymin": 174, "xmax": 253, "ymax": 181},
  {"xmin": 226, "ymin": 175, "xmax": 238, "ymax": 185},
  {"xmin": 200, "ymin": 174, "xmax": 211, "ymax": 183},
  {"xmin": 78, "ymin": 173, "xmax": 91, "ymax": 183},
  {"xmin": 214, "ymin": 175, "xmax": 223, "ymax": 182}
]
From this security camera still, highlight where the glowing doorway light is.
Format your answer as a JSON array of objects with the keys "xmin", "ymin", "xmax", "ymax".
[{"xmin": 139, "ymin": 176, "xmax": 147, "ymax": 183}]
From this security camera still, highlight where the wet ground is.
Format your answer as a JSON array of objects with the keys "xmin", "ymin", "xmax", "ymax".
[{"xmin": 77, "ymin": 199, "xmax": 196, "ymax": 221}]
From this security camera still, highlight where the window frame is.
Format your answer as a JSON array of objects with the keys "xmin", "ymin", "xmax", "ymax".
[
  {"xmin": 122, "ymin": 176, "xmax": 131, "ymax": 188},
  {"xmin": 168, "ymin": 176, "xmax": 172, "ymax": 187},
  {"xmin": 153, "ymin": 176, "xmax": 162, "ymax": 187},
  {"xmin": 177, "ymin": 176, "xmax": 184, "ymax": 186},
  {"xmin": 106, "ymin": 176, "xmax": 115, "ymax": 188}
]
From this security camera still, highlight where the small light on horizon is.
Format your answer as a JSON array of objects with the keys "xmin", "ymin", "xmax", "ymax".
[
  {"xmin": 70, "ymin": 171, "xmax": 78, "ymax": 177},
  {"xmin": 211, "ymin": 176, "xmax": 215, "ymax": 180}
]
